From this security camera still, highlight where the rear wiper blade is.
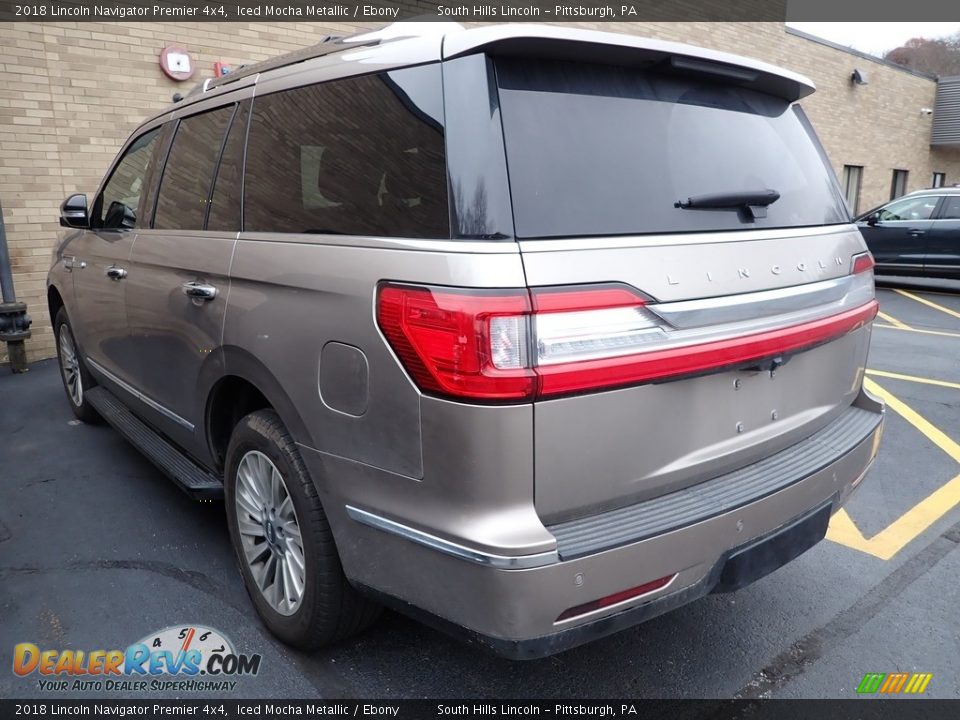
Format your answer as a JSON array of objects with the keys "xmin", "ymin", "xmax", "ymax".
[{"xmin": 675, "ymin": 189, "xmax": 780, "ymax": 220}]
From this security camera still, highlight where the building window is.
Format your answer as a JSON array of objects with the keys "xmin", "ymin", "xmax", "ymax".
[
  {"xmin": 841, "ymin": 165, "xmax": 863, "ymax": 215},
  {"xmin": 890, "ymin": 169, "xmax": 909, "ymax": 199},
  {"xmin": 932, "ymin": 172, "xmax": 946, "ymax": 188}
]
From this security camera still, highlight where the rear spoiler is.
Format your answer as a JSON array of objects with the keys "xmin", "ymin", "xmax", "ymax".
[{"xmin": 442, "ymin": 25, "xmax": 815, "ymax": 102}]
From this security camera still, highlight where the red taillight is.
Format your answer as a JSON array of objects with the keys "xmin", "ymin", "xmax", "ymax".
[
  {"xmin": 556, "ymin": 574, "xmax": 676, "ymax": 622},
  {"xmin": 377, "ymin": 281, "xmax": 878, "ymax": 403},
  {"xmin": 852, "ymin": 252, "xmax": 876, "ymax": 274},
  {"xmin": 376, "ymin": 285, "xmax": 536, "ymax": 402}
]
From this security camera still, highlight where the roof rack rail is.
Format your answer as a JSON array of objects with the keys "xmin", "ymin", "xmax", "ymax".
[{"xmin": 206, "ymin": 34, "xmax": 355, "ymax": 91}]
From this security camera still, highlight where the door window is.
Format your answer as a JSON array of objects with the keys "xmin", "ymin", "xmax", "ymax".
[
  {"xmin": 154, "ymin": 105, "xmax": 235, "ymax": 230},
  {"xmin": 243, "ymin": 64, "xmax": 448, "ymax": 239},
  {"xmin": 207, "ymin": 102, "xmax": 249, "ymax": 232},
  {"xmin": 877, "ymin": 196, "xmax": 937, "ymax": 222},
  {"xmin": 939, "ymin": 196, "xmax": 960, "ymax": 220},
  {"xmin": 97, "ymin": 128, "xmax": 162, "ymax": 229}
]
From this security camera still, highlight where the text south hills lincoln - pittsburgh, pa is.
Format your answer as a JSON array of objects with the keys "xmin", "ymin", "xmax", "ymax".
[{"xmin": 437, "ymin": 4, "xmax": 622, "ymax": 17}]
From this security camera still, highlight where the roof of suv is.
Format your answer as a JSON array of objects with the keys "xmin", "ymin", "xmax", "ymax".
[
  {"xmin": 154, "ymin": 22, "xmax": 815, "ymax": 124},
  {"xmin": 903, "ymin": 186, "xmax": 960, "ymax": 196}
]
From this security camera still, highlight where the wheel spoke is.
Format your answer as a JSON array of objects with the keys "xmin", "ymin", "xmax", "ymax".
[
  {"xmin": 244, "ymin": 540, "xmax": 270, "ymax": 566},
  {"xmin": 234, "ymin": 449, "xmax": 305, "ymax": 616},
  {"xmin": 237, "ymin": 516, "xmax": 264, "ymax": 538}
]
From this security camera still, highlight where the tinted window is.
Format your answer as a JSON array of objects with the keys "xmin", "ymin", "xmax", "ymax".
[
  {"xmin": 208, "ymin": 101, "xmax": 249, "ymax": 232},
  {"xmin": 878, "ymin": 196, "xmax": 937, "ymax": 221},
  {"xmin": 244, "ymin": 65, "xmax": 448, "ymax": 238},
  {"xmin": 938, "ymin": 196, "xmax": 960, "ymax": 220},
  {"xmin": 495, "ymin": 58, "xmax": 849, "ymax": 239},
  {"xmin": 99, "ymin": 128, "xmax": 161, "ymax": 229},
  {"xmin": 154, "ymin": 105, "xmax": 234, "ymax": 230}
]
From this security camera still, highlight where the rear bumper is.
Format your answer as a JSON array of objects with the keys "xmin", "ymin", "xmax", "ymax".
[{"xmin": 310, "ymin": 390, "xmax": 883, "ymax": 659}]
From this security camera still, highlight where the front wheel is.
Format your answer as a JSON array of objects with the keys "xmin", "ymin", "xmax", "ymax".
[
  {"xmin": 53, "ymin": 307, "xmax": 101, "ymax": 423},
  {"xmin": 224, "ymin": 409, "xmax": 380, "ymax": 649}
]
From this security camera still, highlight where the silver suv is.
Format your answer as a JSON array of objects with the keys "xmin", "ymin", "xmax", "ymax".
[{"xmin": 48, "ymin": 24, "xmax": 884, "ymax": 658}]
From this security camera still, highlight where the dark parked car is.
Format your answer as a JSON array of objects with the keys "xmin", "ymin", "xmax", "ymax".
[{"xmin": 857, "ymin": 187, "xmax": 960, "ymax": 279}]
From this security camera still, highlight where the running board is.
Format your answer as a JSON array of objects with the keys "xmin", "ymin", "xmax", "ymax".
[{"xmin": 85, "ymin": 386, "xmax": 223, "ymax": 500}]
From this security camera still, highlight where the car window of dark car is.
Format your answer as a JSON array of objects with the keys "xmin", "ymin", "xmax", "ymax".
[
  {"xmin": 877, "ymin": 196, "xmax": 938, "ymax": 222},
  {"xmin": 939, "ymin": 196, "xmax": 960, "ymax": 220},
  {"xmin": 98, "ymin": 128, "xmax": 162, "ymax": 229}
]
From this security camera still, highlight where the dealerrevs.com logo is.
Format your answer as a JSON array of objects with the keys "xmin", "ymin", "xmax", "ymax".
[{"xmin": 12, "ymin": 625, "xmax": 262, "ymax": 693}]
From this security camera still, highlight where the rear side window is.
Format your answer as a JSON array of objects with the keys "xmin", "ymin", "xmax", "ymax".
[
  {"xmin": 244, "ymin": 65, "xmax": 448, "ymax": 238},
  {"xmin": 154, "ymin": 105, "xmax": 234, "ymax": 230},
  {"xmin": 941, "ymin": 196, "xmax": 960, "ymax": 220},
  {"xmin": 495, "ymin": 58, "xmax": 849, "ymax": 239}
]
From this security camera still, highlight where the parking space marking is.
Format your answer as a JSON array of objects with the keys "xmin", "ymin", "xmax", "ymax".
[
  {"xmin": 874, "ymin": 324, "xmax": 960, "ymax": 340},
  {"xmin": 893, "ymin": 289, "xmax": 960, "ymax": 322},
  {"xmin": 826, "ymin": 377, "xmax": 960, "ymax": 560},
  {"xmin": 876, "ymin": 311, "xmax": 911, "ymax": 330},
  {"xmin": 865, "ymin": 369, "xmax": 960, "ymax": 392}
]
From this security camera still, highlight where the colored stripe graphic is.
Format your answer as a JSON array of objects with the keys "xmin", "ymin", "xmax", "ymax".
[
  {"xmin": 858, "ymin": 672, "xmax": 932, "ymax": 694},
  {"xmin": 857, "ymin": 674, "xmax": 885, "ymax": 694}
]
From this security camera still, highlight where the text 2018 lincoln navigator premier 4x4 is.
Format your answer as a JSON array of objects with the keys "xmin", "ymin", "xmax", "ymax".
[{"xmin": 48, "ymin": 23, "xmax": 884, "ymax": 659}]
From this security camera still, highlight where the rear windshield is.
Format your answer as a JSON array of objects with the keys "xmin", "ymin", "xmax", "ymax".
[{"xmin": 495, "ymin": 58, "xmax": 849, "ymax": 239}]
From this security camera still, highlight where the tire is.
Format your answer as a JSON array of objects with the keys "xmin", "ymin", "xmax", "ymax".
[
  {"xmin": 224, "ymin": 409, "xmax": 381, "ymax": 649},
  {"xmin": 53, "ymin": 307, "xmax": 101, "ymax": 424}
]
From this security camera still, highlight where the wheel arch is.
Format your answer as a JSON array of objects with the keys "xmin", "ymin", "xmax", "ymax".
[{"xmin": 204, "ymin": 346, "xmax": 314, "ymax": 473}]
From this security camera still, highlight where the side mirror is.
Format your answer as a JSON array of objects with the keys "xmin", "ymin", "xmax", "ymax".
[
  {"xmin": 866, "ymin": 212, "xmax": 880, "ymax": 226},
  {"xmin": 104, "ymin": 201, "xmax": 136, "ymax": 230},
  {"xmin": 59, "ymin": 194, "xmax": 89, "ymax": 229}
]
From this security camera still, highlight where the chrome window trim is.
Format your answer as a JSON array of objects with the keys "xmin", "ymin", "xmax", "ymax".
[
  {"xmin": 86, "ymin": 357, "xmax": 195, "ymax": 431},
  {"xmin": 345, "ymin": 505, "xmax": 559, "ymax": 569}
]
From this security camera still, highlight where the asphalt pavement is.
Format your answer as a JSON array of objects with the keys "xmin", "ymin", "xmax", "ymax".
[{"xmin": 2, "ymin": 276, "xmax": 959, "ymax": 700}]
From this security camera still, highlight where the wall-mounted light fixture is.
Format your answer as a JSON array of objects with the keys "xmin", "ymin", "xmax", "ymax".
[{"xmin": 851, "ymin": 69, "xmax": 869, "ymax": 86}]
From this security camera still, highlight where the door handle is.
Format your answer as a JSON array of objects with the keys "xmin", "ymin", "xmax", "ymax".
[
  {"xmin": 105, "ymin": 266, "xmax": 127, "ymax": 280},
  {"xmin": 908, "ymin": 230, "xmax": 926, "ymax": 237},
  {"xmin": 181, "ymin": 281, "xmax": 218, "ymax": 301},
  {"xmin": 63, "ymin": 256, "xmax": 86, "ymax": 271}
]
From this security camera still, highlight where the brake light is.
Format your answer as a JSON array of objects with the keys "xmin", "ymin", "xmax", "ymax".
[
  {"xmin": 377, "ymin": 281, "xmax": 878, "ymax": 403},
  {"xmin": 852, "ymin": 252, "xmax": 875, "ymax": 275},
  {"xmin": 376, "ymin": 285, "xmax": 536, "ymax": 401}
]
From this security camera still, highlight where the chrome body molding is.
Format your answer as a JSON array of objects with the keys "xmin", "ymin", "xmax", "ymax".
[
  {"xmin": 650, "ymin": 272, "xmax": 871, "ymax": 330},
  {"xmin": 86, "ymin": 357, "xmax": 195, "ymax": 431},
  {"xmin": 345, "ymin": 505, "xmax": 559, "ymax": 569}
]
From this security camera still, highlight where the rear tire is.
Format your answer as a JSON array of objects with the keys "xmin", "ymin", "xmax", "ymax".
[
  {"xmin": 53, "ymin": 307, "xmax": 101, "ymax": 424},
  {"xmin": 224, "ymin": 409, "xmax": 380, "ymax": 649}
]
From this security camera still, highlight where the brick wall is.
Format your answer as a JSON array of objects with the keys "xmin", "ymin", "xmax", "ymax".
[{"xmin": 1, "ymin": 20, "xmax": 958, "ymax": 364}]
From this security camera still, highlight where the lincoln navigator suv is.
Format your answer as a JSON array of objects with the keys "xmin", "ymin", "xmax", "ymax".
[{"xmin": 48, "ymin": 23, "xmax": 884, "ymax": 658}]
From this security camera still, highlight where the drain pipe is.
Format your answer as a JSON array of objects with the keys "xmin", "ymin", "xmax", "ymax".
[{"xmin": 0, "ymin": 197, "xmax": 31, "ymax": 373}]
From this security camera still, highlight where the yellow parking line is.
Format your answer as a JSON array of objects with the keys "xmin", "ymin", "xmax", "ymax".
[
  {"xmin": 876, "ymin": 311, "xmax": 911, "ymax": 329},
  {"xmin": 826, "ymin": 377, "xmax": 960, "ymax": 560},
  {"xmin": 866, "ymin": 369, "xmax": 960, "ymax": 392},
  {"xmin": 894, "ymin": 288, "xmax": 960, "ymax": 321},
  {"xmin": 865, "ymin": 377, "xmax": 960, "ymax": 463},
  {"xmin": 873, "ymin": 324, "xmax": 960, "ymax": 340}
]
